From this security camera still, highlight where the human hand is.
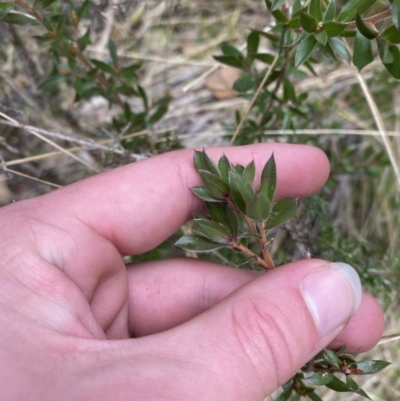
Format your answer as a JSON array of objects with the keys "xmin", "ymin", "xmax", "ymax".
[{"xmin": 0, "ymin": 144, "xmax": 384, "ymax": 401}]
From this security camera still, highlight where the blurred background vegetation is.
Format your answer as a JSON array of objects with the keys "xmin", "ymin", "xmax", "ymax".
[{"xmin": 0, "ymin": 0, "xmax": 400, "ymax": 399}]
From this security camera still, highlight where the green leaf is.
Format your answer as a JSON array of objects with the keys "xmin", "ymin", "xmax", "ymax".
[
  {"xmin": 354, "ymin": 360, "xmax": 391, "ymax": 374},
  {"xmin": 295, "ymin": 35, "xmax": 317, "ymax": 67},
  {"xmin": 300, "ymin": 12, "xmax": 318, "ymax": 32},
  {"xmin": 308, "ymin": 392, "xmax": 324, "ymax": 401},
  {"xmin": 318, "ymin": 41, "xmax": 336, "ymax": 61},
  {"xmin": 329, "ymin": 37, "xmax": 351, "ymax": 63},
  {"xmin": 246, "ymin": 189, "xmax": 271, "ymax": 221},
  {"xmin": 193, "ymin": 150, "xmax": 220, "ymax": 177},
  {"xmin": 213, "ymin": 55, "xmax": 244, "ymax": 69},
  {"xmin": 1, "ymin": 11, "xmax": 39, "ymax": 25},
  {"xmin": 108, "ymin": 39, "xmax": 118, "ymax": 66},
  {"xmin": 253, "ymin": 51, "xmax": 276, "ymax": 65},
  {"xmin": 193, "ymin": 219, "xmax": 232, "ymax": 244},
  {"xmin": 198, "ymin": 170, "xmax": 229, "ymax": 199},
  {"xmin": 221, "ymin": 44, "xmax": 244, "ymax": 58},
  {"xmin": 293, "ymin": 0, "xmax": 304, "ymax": 15},
  {"xmin": 261, "ymin": 154, "xmax": 277, "ymax": 201},
  {"xmin": 91, "ymin": 59, "xmax": 115, "ymax": 74},
  {"xmin": 247, "ymin": 31, "xmax": 260, "ymax": 59},
  {"xmin": 393, "ymin": 0, "xmax": 400, "ymax": 28},
  {"xmin": 175, "ymin": 235, "xmax": 226, "ymax": 253},
  {"xmin": 307, "ymin": 372, "xmax": 334, "ymax": 386},
  {"xmin": 191, "ymin": 186, "xmax": 221, "ymax": 202},
  {"xmin": 323, "ymin": 0, "xmax": 335, "ymax": 21},
  {"xmin": 382, "ymin": 44, "xmax": 400, "ymax": 78},
  {"xmin": 356, "ymin": 11, "xmax": 378, "ymax": 39},
  {"xmin": 271, "ymin": 0, "xmax": 287, "ymax": 11},
  {"xmin": 283, "ymin": 78, "xmax": 297, "ymax": 103},
  {"xmin": 321, "ymin": 21, "xmax": 347, "ymax": 37},
  {"xmin": 206, "ymin": 202, "xmax": 239, "ymax": 238},
  {"xmin": 37, "ymin": 74, "xmax": 66, "ymax": 90},
  {"xmin": 325, "ymin": 376, "xmax": 350, "ymax": 392},
  {"xmin": 266, "ymin": 198, "xmax": 297, "ymax": 228},
  {"xmin": 315, "ymin": 31, "xmax": 328, "ymax": 45},
  {"xmin": 272, "ymin": 9, "xmax": 289, "ymax": 22},
  {"xmin": 353, "ymin": 31, "xmax": 374, "ymax": 71},
  {"xmin": 322, "ymin": 349, "xmax": 342, "ymax": 369},
  {"xmin": 346, "ymin": 376, "xmax": 371, "ymax": 399},
  {"xmin": 382, "ymin": 25, "xmax": 400, "ymax": 44},
  {"xmin": 341, "ymin": 29, "xmax": 357, "ymax": 37},
  {"xmin": 288, "ymin": 17, "xmax": 301, "ymax": 28},
  {"xmin": 378, "ymin": 38, "xmax": 394, "ymax": 64},
  {"xmin": 233, "ymin": 73, "xmax": 255, "ymax": 92},
  {"xmin": 78, "ymin": 0, "xmax": 92, "ymax": 20},
  {"xmin": 309, "ymin": 0, "xmax": 322, "ymax": 21},
  {"xmin": 276, "ymin": 385, "xmax": 292, "ymax": 401},
  {"xmin": 119, "ymin": 64, "xmax": 141, "ymax": 79},
  {"xmin": 229, "ymin": 171, "xmax": 254, "ymax": 204},
  {"xmin": 338, "ymin": 0, "xmax": 378, "ymax": 22},
  {"xmin": 33, "ymin": 0, "xmax": 57, "ymax": 9},
  {"xmin": 251, "ymin": 30, "xmax": 280, "ymax": 42},
  {"xmin": 78, "ymin": 28, "xmax": 91, "ymax": 51},
  {"xmin": 0, "ymin": 2, "xmax": 14, "ymax": 20},
  {"xmin": 218, "ymin": 154, "xmax": 231, "ymax": 183},
  {"xmin": 243, "ymin": 161, "xmax": 256, "ymax": 184}
]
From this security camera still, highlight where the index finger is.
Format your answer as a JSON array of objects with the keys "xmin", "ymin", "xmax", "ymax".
[{"xmin": 22, "ymin": 143, "xmax": 330, "ymax": 255}]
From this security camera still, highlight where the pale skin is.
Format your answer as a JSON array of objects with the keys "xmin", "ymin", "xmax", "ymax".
[{"xmin": 0, "ymin": 144, "xmax": 384, "ymax": 401}]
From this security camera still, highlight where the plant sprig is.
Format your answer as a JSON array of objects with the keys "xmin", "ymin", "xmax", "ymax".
[
  {"xmin": 176, "ymin": 149, "xmax": 297, "ymax": 270},
  {"xmin": 176, "ymin": 149, "xmax": 391, "ymax": 399}
]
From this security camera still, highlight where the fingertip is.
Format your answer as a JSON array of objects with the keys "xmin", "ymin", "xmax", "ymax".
[{"xmin": 328, "ymin": 293, "xmax": 385, "ymax": 353}]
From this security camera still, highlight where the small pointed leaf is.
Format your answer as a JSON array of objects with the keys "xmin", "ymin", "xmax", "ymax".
[
  {"xmin": 325, "ymin": 376, "xmax": 350, "ymax": 392},
  {"xmin": 382, "ymin": 25, "xmax": 400, "ymax": 44},
  {"xmin": 276, "ymin": 385, "xmax": 292, "ymax": 401},
  {"xmin": 300, "ymin": 12, "xmax": 318, "ymax": 32},
  {"xmin": 191, "ymin": 186, "xmax": 220, "ymax": 202},
  {"xmin": 229, "ymin": 171, "xmax": 254, "ymax": 206},
  {"xmin": 309, "ymin": 0, "xmax": 322, "ymax": 21},
  {"xmin": 213, "ymin": 55, "xmax": 244, "ymax": 70},
  {"xmin": 315, "ymin": 31, "xmax": 328, "ymax": 45},
  {"xmin": 193, "ymin": 150, "xmax": 220, "ymax": 177},
  {"xmin": 33, "ymin": 0, "xmax": 57, "ymax": 9},
  {"xmin": 193, "ymin": 219, "xmax": 232, "ymax": 244},
  {"xmin": 338, "ymin": 0, "xmax": 378, "ymax": 22},
  {"xmin": 321, "ymin": 21, "xmax": 347, "ymax": 37},
  {"xmin": 295, "ymin": 35, "xmax": 317, "ymax": 67},
  {"xmin": 0, "ymin": 2, "xmax": 13, "ymax": 20},
  {"xmin": 307, "ymin": 372, "xmax": 334, "ymax": 386},
  {"xmin": 353, "ymin": 31, "xmax": 374, "ymax": 71},
  {"xmin": 175, "ymin": 235, "xmax": 226, "ymax": 253},
  {"xmin": 318, "ymin": 41, "xmax": 336, "ymax": 61},
  {"xmin": 218, "ymin": 154, "xmax": 231, "ymax": 183},
  {"xmin": 261, "ymin": 154, "xmax": 277, "ymax": 201},
  {"xmin": 382, "ymin": 44, "xmax": 400, "ymax": 79},
  {"xmin": 354, "ymin": 360, "xmax": 391, "ymax": 374},
  {"xmin": 247, "ymin": 31, "xmax": 260, "ymax": 58},
  {"xmin": 329, "ymin": 37, "xmax": 351, "ymax": 63},
  {"xmin": 1, "ymin": 11, "xmax": 39, "ymax": 25},
  {"xmin": 322, "ymin": 349, "xmax": 342, "ymax": 369},
  {"xmin": 198, "ymin": 170, "xmax": 229, "ymax": 199},
  {"xmin": 393, "ymin": 0, "xmax": 400, "ymax": 28},
  {"xmin": 323, "ymin": 0, "xmax": 335, "ymax": 21},
  {"xmin": 356, "ymin": 11, "xmax": 379, "ymax": 39},
  {"xmin": 271, "ymin": 0, "xmax": 287, "ymax": 11},
  {"xmin": 266, "ymin": 198, "xmax": 297, "ymax": 228},
  {"xmin": 246, "ymin": 190, "xmax": 271, "ymax": 221},
  {"xmin": 206, "ymin": 203, "xmax": 239, "ymax": 238},
  {"xmin": 346, "ymin": 376, "xmax": 371, "ymax": 399},
  {"xmin": 243, "ymin": 161, "xmax": 256, "ymax": 184}
]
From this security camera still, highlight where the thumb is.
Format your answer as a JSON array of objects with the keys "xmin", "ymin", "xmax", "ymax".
[{"xmin": 147, "ymin": 259, "xmax": 362, "ymax": 401}]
